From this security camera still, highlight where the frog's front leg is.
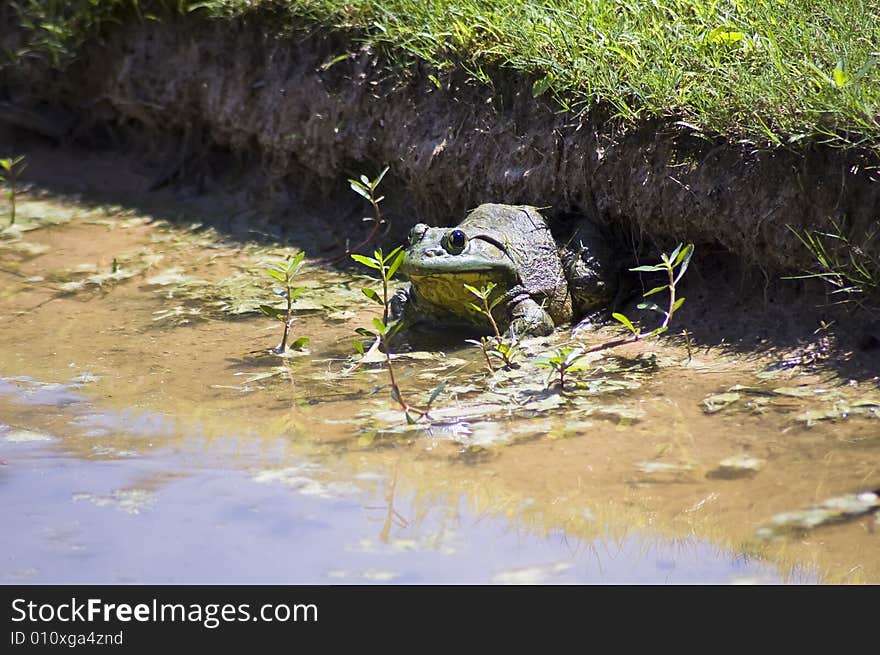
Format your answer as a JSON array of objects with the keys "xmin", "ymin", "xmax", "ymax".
[{"xmin": 508, "ymin": 297, "xmax": 555, "ymax": 337}]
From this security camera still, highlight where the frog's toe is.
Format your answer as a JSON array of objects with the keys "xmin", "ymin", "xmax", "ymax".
[
  {"xmin": 509, "ymin": 299, "xmax": 555, "ymax": 337},
  {"xmin": 389, "ymin": 287, "xmax": 411, "ymax": 321}
]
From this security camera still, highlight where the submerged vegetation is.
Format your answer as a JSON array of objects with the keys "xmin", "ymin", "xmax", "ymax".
[{"xmin": 7, "ymin": 1, "xmax": 880, "ymax": 154}]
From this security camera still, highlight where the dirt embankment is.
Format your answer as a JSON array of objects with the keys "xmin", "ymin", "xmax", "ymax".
[{"xmin": 2, "ymin": 11, "xmax": 880, "ymax": 353}]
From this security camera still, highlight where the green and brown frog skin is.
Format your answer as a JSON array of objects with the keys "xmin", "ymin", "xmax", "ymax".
[{"xmin": 392, "ymin": 203, "xmax": 613, "ymax": 337}]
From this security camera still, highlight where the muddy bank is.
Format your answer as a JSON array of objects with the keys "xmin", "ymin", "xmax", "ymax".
[{"xmin": 2, "ymin": 11, "xmax": 880, "ymax": 353}]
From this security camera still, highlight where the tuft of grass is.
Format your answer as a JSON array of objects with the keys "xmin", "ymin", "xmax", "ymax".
[
  {"xmin": 7, "ymin": 1, "xmax": 880, "ymax": 155},
  {"xmin": 786, "ymin": 221, "xmax": 880, "ymax": 311}
]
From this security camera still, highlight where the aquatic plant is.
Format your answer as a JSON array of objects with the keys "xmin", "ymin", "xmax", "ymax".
[
  {"xmin": 463, "ymin": 281, "xmax": 522, "ymax": 372},
  {"xmin": 346, "ymin": 166, "xmax": 389, "ymax": 255},
  {"xmin": 606, "ymin": 243, "xmax": 694, "ymax": 346},
  {"xmin": 536, "ymin": 346, "xmax": 591, "ymax": 390},
  {"xmin": 0, "ymin": 155, "xmax": 27, "ymax": 225},
  {"xmin": 352, "ymin": 246, "xmax": 444, "ymax": 423},
  {"xmin": 533, "ymin": 244, "xmax": 694, "ymax": 389},
  {"xmin": 259, "ymin": 251, "xmax": 310, "ymax": 354}
]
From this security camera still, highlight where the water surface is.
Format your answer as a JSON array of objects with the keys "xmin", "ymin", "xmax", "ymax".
[{"xmin": 1, "ymin": 192, "xmax": 878, "ymax": 584}]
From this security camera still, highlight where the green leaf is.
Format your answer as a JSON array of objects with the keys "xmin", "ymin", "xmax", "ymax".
[
  {"xmin": 288, "ymin": 287, "xmax": 307, "ymax": 301},
  {"xmin": 612, "ymin": 312, "xmax": 638, "ymax": 334},
  {"xmin": 668, "ymin": 244, "xmax": 683, "ymax": 264},
  {"xmin": 673, "ymin": 244, "xmax": 694, "ymax": 284},
  {"xmin": 832, "ymin": 66, "xmax": 849, "ymax": 88},
  {"xmin": 373, "ymin": 166, "xmax": 390, "ymax": 189},
  {"xmin": 385, "ymin": 319, "xmax": 404, "ymax": 339},
  {"xmin": 427, "ymin": 380, "xmax": 447, "ymax": 406},
  {"xmin": 386, "ymin": 250, "xmax": 405, "ymax": 279},
  {"xmin": 385, "ymin": 245, "xmax": 404, "ymax": 261},
  {"xmin": 637, "ymin": 301, "xmax": 665, "ymax": 314},
  {"xmin": 372, "ymin": 317, "xmax": 387, "ymax": 334},
  {"xmin": 289, "ymin": 337, "xmax": 310, "ymax": 350},
  {"xmin": 564, "ymin": 349, "xmax": 586, "ymax": 367},
  {"xmin": 707, "ymin": 27, "xmax": 744, "ymax": 45},
  {"xmin": 672, "ymin": 243, "xmax": 691, "ymax": 267},
  {"xmin": 532, "ymin": 73, "xmax": 554, "ymax": 98},
  {"xmin": 351, "ymin": 254, "xmax": 380, "ymax": 269},
  {"xmin": 288, "ymin": 251, "xmax": 306, "ymax": 271},
  {"xmin": 642, "ymin": 284, "xmax": 669, "ymax": 298},
  {"xmin": 349, "ymin": 181, "xmax": 371, "ymax": 200},
  {"xmin": 266, "ymin": 267, "xmax": 286, "ymax": 282},
  {"xmin": 468, "ymin": 302, "xmax": 484, "ymax": 314},
  {"xmin": 404, "ymin": 410, "xmax": 417, "ymax": 425},
  {"xmin": 389, "ymin": 386, "xmax": 401, "ymax": 403},
  {"xmin": 671, "ymin": 297, "xmax": 686, "ymax": 313},
  {"xmin": 258, "ymin": 305, "xmax": 285, "ymax": 321},
  {"xmin": 361, "ymin": 287, "xmax": 383, "ymax": 304},
  {"xmin": 355, "ymin": 327, "xmax": 376, "ymax": 337},
  {"xmin": 630, "ymin": 264, "xmax": 665, "ymax": 273},
  {"xmin": 463, "ymin": 283, "xmax": 482, "ymax": 297},
  {"xmin": 353, "ymin": 339, "xmax": 365, "ymax": 355},
  {"xmin": 319, "ymin": 52, "xmax": 350, "ymax": 70}
]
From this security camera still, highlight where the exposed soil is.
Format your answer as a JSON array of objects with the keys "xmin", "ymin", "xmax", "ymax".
[{"xmin": 2, "ymin": 10, "xmax": 880, "ymax": 376}]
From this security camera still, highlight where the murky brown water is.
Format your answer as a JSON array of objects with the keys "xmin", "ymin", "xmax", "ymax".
[{"xmin": 2, "ymin": 191, "xmax": 878, "ymax": 584}]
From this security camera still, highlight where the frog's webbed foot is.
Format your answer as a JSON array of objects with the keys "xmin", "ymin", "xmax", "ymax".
[{"xmin": 508, "ymin": 298, "xmax": 555, "ymax": 337}]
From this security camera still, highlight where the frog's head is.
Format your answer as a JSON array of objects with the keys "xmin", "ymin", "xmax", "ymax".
[{"xmin": 400, "ymin": 223, "xmax": 519, "ymax": 317}]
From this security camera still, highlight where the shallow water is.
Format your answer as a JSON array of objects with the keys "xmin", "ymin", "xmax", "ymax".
[{"xmin": 1, "ymin": 192, "xmax": 878, "ymax": 584}]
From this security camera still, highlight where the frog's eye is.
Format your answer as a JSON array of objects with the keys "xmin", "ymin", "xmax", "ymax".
[
  {"xmin": 444, "ymin": 229, "xmax": 468, "ymax": 254},
  {"xmin": 408, "ymin": 223, "xmax": 428, "ymax": 246}
]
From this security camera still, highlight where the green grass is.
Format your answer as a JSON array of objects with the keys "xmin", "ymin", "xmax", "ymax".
[{"xmin": 6, "ymin": 1, "xmax": 880, "ymax": 152}]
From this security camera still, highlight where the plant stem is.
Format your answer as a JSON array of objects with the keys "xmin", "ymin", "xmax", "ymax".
[
  {"xmin": 585, "ymin": 257, "xmax": 682, "ymax": 355},
  {"xmin": 482, "ymin": 295, "xmax": 502, "ymax": 339},
  {"xmin": 662, "ymin": 264, "xmax": 675, "ymax": 329},
  {"xmin": 280, "ymin": 275, "xmax": 292, "ymax": 352},
  {"xmin": 479, "ymin": 337, "xmax": 496, "ymax": 373},
  {"xmin": 9, "ymin": 174, "xmax": 15, "ymax": 225}
]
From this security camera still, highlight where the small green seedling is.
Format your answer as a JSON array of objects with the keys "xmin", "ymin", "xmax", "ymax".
[
  {"xmin": 347, "ymin": 165, "xmax": 390, "ymax": 255},
  {"xmin": 576, "ymin": 243, "xmax": 694, "ymax": 357},
  {"xmin": 624, "ymin": 242, "xmax": 694, "ymax": 334},
  {"xmin": 259, "ymin": 251, "xmax": 310, "ymax": 354},
  {"xmin": 463, "ymin": 282, "xmax": 522, "ymax": 371},
  {"xmin": 527, "ymin": 243, "xmax": 695, "ymax": 382},
  {"xmin": 536, "ymin": 346, "xmax": 591, "ymax": 390},
  {"xmin": 352, "ymin": 246, "xmax": 444, "ymax": 423},
  {"xmin": 1, "ymin": 155, "xmax": 27, "ymax": 225}
]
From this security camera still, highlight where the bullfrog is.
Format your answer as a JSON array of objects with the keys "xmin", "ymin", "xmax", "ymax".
[{"xmin": 392, "ymin": 203, "xmax": 612, "ymax": 336}]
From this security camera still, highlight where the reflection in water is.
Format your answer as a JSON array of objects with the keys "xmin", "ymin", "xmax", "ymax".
[
  {"xmin": 1, "ymin": 409, "xmax": 811, "ymax": 584},
  {"xmin": 0, "ymin": 197, "xmax": 877, "ymax": 584}
]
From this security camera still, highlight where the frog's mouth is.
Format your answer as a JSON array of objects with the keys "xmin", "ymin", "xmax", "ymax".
[{"xmin": 408, "ymin": 270, "xmax": 510, "ymax": 319}]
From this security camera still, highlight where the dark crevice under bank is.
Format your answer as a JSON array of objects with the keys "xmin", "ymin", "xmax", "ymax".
[{"xmin": 2, "ymin": 12, "xmax": 880, "ymax": 377}]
